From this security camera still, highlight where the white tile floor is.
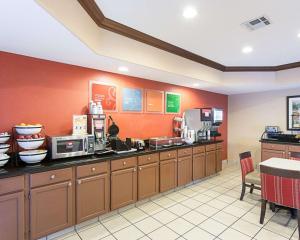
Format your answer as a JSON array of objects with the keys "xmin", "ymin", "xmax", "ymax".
[{"xmin": 45, "ymin": 165, "xmax": 299, "ymax": 240}]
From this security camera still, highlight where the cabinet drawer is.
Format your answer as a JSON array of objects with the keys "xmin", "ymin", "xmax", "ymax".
[
  {"xmin": 111, "ymin": 157, "xmax": 137, "ymax": 171},
  {"xmin": 138, "ymin": 153, "xmax": 159, "ymax": 165},
  {"xmin": 193, "ymin": 146, "xmax": 205, "ymax": 155},
  {"xmin": 160, "ymin": 150, "xmax": 177, "ymax": 161},
  {"xmin": 262, "ymin": 143, "xmax": 286, "ymax": 151},
  {"xmin": 30, "ymin": 168, "xmax": 73, "ymax": 188},
  {"xmin": 205, "ymin": 144, "xmax": 216, "ymax": 152},
  {"xmin": 178, "ymin": 148, "xmax": 192, "ymax": 157},
  {"xmin": 216, "ymin": 143, "xmax": 222, "ymax": 149},
  {"xmin": 287, "ymin": 145, "xmax": 300, "ymax": 153},
  {"xmin": 0, "ymin": 176, "xmax": 24, "ymax": 195},
  {"xmin": 77, "ymin": 162, "xmax": 109, "ymax": 179}
]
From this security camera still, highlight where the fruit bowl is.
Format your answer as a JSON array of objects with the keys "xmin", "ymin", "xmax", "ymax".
[
  {"xmin": 0, "ymin": 144, "xmax": 10, "ymax": 154},
  {"xmin": 17, "ymin": 138, "xmax": 45, "ymax": 150},
  {"xmin": 0, "ymin": 154, "xmax": 9, "ymax": 167},
  {"xmin": 0, "ymin": 133, "xmax": 10, "ymax": 144},
  {"xmin": 19, "ymin": 150, "xmax": 47, "ymax": 164},
  {"xmin": 15, "ymin": 125, "xmax": 42, "ymax": 135}
]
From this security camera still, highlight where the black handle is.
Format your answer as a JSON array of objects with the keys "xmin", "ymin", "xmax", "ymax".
[{"xmin": 109, "ymin": 115, "xmax": 113, "ymax": 122}]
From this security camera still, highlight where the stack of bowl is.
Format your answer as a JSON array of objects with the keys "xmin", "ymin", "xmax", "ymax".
[
  {"xmin": 0, "ymin": 132, "xmax": 10, "ymax": 167},
  {"xmin": 15, "ymin": 125, "xmax": 47, "ymax": 164}
]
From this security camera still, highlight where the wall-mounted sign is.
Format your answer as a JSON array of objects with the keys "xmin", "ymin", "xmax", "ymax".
[
  {"xmin": 90, "ymin": 81, "xmax": 117, "ymax": 112},
  {"xmin": 122, "ymin": 88, "xmax": 143, "ymax": 112},
  {"xmin": 145, "ymin": 89, "xmax": 164, "ymax": 113},
  {"xmin": 73, "ymin": 115, "xmax": 87, "ymax": 135},
  {"xmin": 165, "ymin": 92, "xmax": 181, "ymax": 114},
  {"xmin": 287, "ymin": 95, "xmax": 300, "ymax": 130}
]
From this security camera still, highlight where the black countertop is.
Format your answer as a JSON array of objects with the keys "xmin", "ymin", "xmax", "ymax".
[
  {"xmin": 260, "ymin": 139, "xmax": 300, "ymax": 146},
  {"xmin": 0, "ymin": 140, "xmax": 223, "ymax": 179}
]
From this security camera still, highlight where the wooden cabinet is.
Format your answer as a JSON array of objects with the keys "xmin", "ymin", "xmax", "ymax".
[
  {"xmin": 160, "ymin": 158, "xmax": 177, "ymax": 192},
  {"xmin": 29, "ymin": 168, "xmax": 73, "ymax": 240},
  {"xmin": 261, "ymin": 149, "xmax": 286, "ymax": 161},
  {"xmin": 216, "ymin": 148, "xmax": 222, "ymax": 172},
  {"xmin": 76, "ymin": 162, "xmax": 110, "ymax": 223},
  {"xmin": 138, "ymin": 162, "xmax": 159, "ymax": 200},
  {"xmin": 111, "ymin": 167, "xmax": 137, "ymax": 210},
  {"xmin": 205, "ymin": 150, "xmax": 216, "ymax": 176},
  {"xmin": 30, "ymin": 180, "xmax": 73, "ymax": 240},
  {"xmin": 177, "ymin": 156, "xmax": 192, "ymax": 187},
  {"xmin": 0, "ymin": 191, "xmax": 24, "ymax": 240},
  {"xmin": 193, "ymin": 153, "xmax": 205, "ymax": 180}
]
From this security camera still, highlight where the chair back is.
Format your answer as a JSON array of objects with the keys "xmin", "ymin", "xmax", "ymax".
[
  {"xmin": 260, "ymin": 164, "xmax": 300, "ymax": 210},
  {"xmin": 239, "ymin": 151, "xmax": 254, "ymax": 181},
  {"xmin": 289, "ymin": 151, "xmax": 300, "ymax": 161}
]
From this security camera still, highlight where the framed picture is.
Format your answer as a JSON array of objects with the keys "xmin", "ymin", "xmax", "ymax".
[
  {"xmin": 89, "ymin": 81, "xmax": 117, "ymax": 112},
  {"xmin": 122, "ymin": 88, "xmax": 143, "ymax": 112},
  {"xmin": 145, "ymin": 89, "xmax": 164, "ymax": 113},
  {"xmin": 165, "ymin": 92, "xmax": 181, "ymax": 114},
  {"xmin": 287, "ymin": 95, "xmax": 300, "ymax": 130}
]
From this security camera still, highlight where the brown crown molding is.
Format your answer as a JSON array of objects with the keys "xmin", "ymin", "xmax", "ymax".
[{"xmin": 78, "ymin": 0, "xmax": 300, "ymax": 72}]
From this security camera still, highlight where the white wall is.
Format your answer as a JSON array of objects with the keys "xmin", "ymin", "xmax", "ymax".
[{"xmin": 228, "ymin": 87, "xmax": 300, "ymax": 165}]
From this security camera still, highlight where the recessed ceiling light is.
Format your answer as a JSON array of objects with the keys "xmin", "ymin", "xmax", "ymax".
[
  {"xmin": 193, "ymin": 83, "xmax": 200, "ymax": 87},
  {"xmin": 183, "ymin": 6, "xmax": 197, "ymax": 19},
  {"xmin": 242, "ymin": 46, "xmax": 253, "ymax": 54},
  {"xmin": 118, "ymin": 66, "xmax": 129, "ymax": 72}
]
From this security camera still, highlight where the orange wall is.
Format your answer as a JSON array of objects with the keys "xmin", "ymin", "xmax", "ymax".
[{"xmin": 0, "ymin": 51, "xmax": 228, "ymax": 159}]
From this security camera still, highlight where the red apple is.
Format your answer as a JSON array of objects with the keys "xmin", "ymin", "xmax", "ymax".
[
  {"xmin": 33, "ymin": 134, "xmax": 39, "ymax": 139},
  {"xmin": 18, "ymin": 135, "xmax": 25, "ymax": 139}
]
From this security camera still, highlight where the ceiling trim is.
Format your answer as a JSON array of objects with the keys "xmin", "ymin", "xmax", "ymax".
[{"xmin": 78, "ymin": 0, "xmax": 300, "ymax": 72}]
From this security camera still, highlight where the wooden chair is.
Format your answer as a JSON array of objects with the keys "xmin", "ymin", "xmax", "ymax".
[
  {"xmin": 260, "ymin": 164, "xmax": 300, "ymax": 238},
  {"xmin": 239, "ymin": 151, "xmax": 261, "ymax": 201}
]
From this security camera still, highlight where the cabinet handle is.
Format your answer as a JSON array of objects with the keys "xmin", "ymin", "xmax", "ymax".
[
  {"xmin": 68, "ymin": 182, "xmax": 72, "ymax": 187},
  {"xmin": 50, "ymin": 174, "xmax": 55, "ymax": 180},
  {"xmin": 123, "ymin": 161, "xmax": 126, "ymax": 166},
  {"xmin": 147, "ymin": 157, "xmax": 151, "ymax": 160},
  {"xmin": 77, "ymin": 180, "xmax": 82, "ymax": 185},
  {"xmin": 133, "ymin": 168, "xmax": 137, "ymax": 172},
  {"xmin": 168, "ymin": 154, "xmax": 171, "ymax": 157},
  {"xmin": 139, "ymin": 167, "xmax": 142, "ymax": 171},
  {"xmin": 91, "ymin": 167, "xmax": 96, "ymax": 172}
]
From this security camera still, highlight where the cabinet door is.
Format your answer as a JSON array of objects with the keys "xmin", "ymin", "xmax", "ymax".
[
  {"xmin": 177, "ymin": 156, "xmax": 192, "ymax": 187},
  {"xmin": 30, "ymin": 181, "xmax": 73, "ymax": 240},
  {"xmin": 0, "ymin": 191, "xmax": 24, "ymax": 240},
  {"xmin": 216, "ymin": 149, "xmax": 222, "ymax": 172},
  {"xmin": 138, "ymin": 162, "xmax": 159, "ymax": 200},
  {"xmin": 206, "ymin": 151, "xmax": 216, "ymax": 176},
  {"xmin": 261, "ymin": 149, "xmax": 286, "ymax": 161},
  {"xmin": 193, "ymin": 153, "xmax": 205, "ymax": 180},
  {"xmin": 160, "ymin": 159, "xmax": 177, "ymax": 192},
  {"xmin": 111, "ymin": 167, "xmax": 137, "ymax": 210},
  {"xmin": 76, "ymin": 174, "xmax": 109, "ymax": 223}
]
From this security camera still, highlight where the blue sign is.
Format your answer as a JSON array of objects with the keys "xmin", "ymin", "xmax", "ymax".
[{"xmin": 122, "ymin": 88, "xmax": 143, "ymax": 112}]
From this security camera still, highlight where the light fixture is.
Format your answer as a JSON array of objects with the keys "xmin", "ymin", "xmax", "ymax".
[
  {"xmin": 298, "ymin": 33, "xmax": 300, "ymax": 38},
  {"xmin": 193, "ymin": 83, "xmax": 200, "ymax": 87},
  {"xmin": 242, "ymin": 46, "xmax": 253, "ymax": 54},
  {"xmin": 118, "ymin": 66, "xmax": 129, "ymax": 72},
  {"xmin": 183, "ymin": 6, "xmax": 197, "ymax": 19}
]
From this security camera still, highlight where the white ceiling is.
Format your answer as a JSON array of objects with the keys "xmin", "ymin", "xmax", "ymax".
[
  {"xmin": 96, "ymin": 0, "xmax": 300, "ymax": 66},
  {"xmin": 0, "ymin": 0, "xmax": 300, "ymax": 95}
]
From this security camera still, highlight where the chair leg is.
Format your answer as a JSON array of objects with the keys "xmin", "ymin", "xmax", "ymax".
[
  {"xmin": 260, "ymin": 199, "xmax": 267, "ymax": 224},
  {"xmin": 297, "ymin": 209, "xmax": 300, "ymax": 240},
  {"xmin": 250, "ymin": 184, "xmax": 254, "ymax": 194},
  {"xmin": 240, "ymin": 182, "xmax": 246, "ymax": 201}
]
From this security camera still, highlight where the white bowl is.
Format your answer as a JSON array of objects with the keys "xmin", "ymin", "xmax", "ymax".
[
  {"xmin": 0, "ymin": 159, "xmax": 9, "ymax": 167},
  {"xmin": 15, "ymin": 125, "xmax": 42, "ymax": 135},
  {"xmin": 19, "ymin": 150, "xmax": 47, "ymax": 164},
  {"xmin": 17, "ymin": 138, "xmax": 45, "ymax": 150},
  {"xmin": 0, "ymin": 144, "xmax": 10, "ymax": 154},
  {"xmin": 0, "ymin": 135, "xmax": 10, "ymax": 144}
]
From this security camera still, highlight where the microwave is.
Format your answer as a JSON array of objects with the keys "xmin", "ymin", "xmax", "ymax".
[{"xmin": 48, "ymin": 135, "xmax": 95, "ymax": 159}]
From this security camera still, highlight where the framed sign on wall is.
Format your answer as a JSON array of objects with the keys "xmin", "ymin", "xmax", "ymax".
[
  {"xmin": 287, "ymin": 95, "xmax": 300, "ymax": 130},
  {"xmin": 89, "ymin": 81, "xmax": 117, "ymax": 112},
  {"xmin": 165, "ymin": 92, "xmax": 181, "ymax": 114},
  {"xmin": 122, "ymin": 88, "xmax": 143, "ymax": 112},
  {"xmin": 145, "ymin": 89, "xmax": 164, "ymax": 113}
]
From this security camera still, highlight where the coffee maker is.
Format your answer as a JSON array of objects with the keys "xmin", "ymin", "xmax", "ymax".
[{"xmin": 87, "ymin": 114, "xmax": 106, "ymax": 152}]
